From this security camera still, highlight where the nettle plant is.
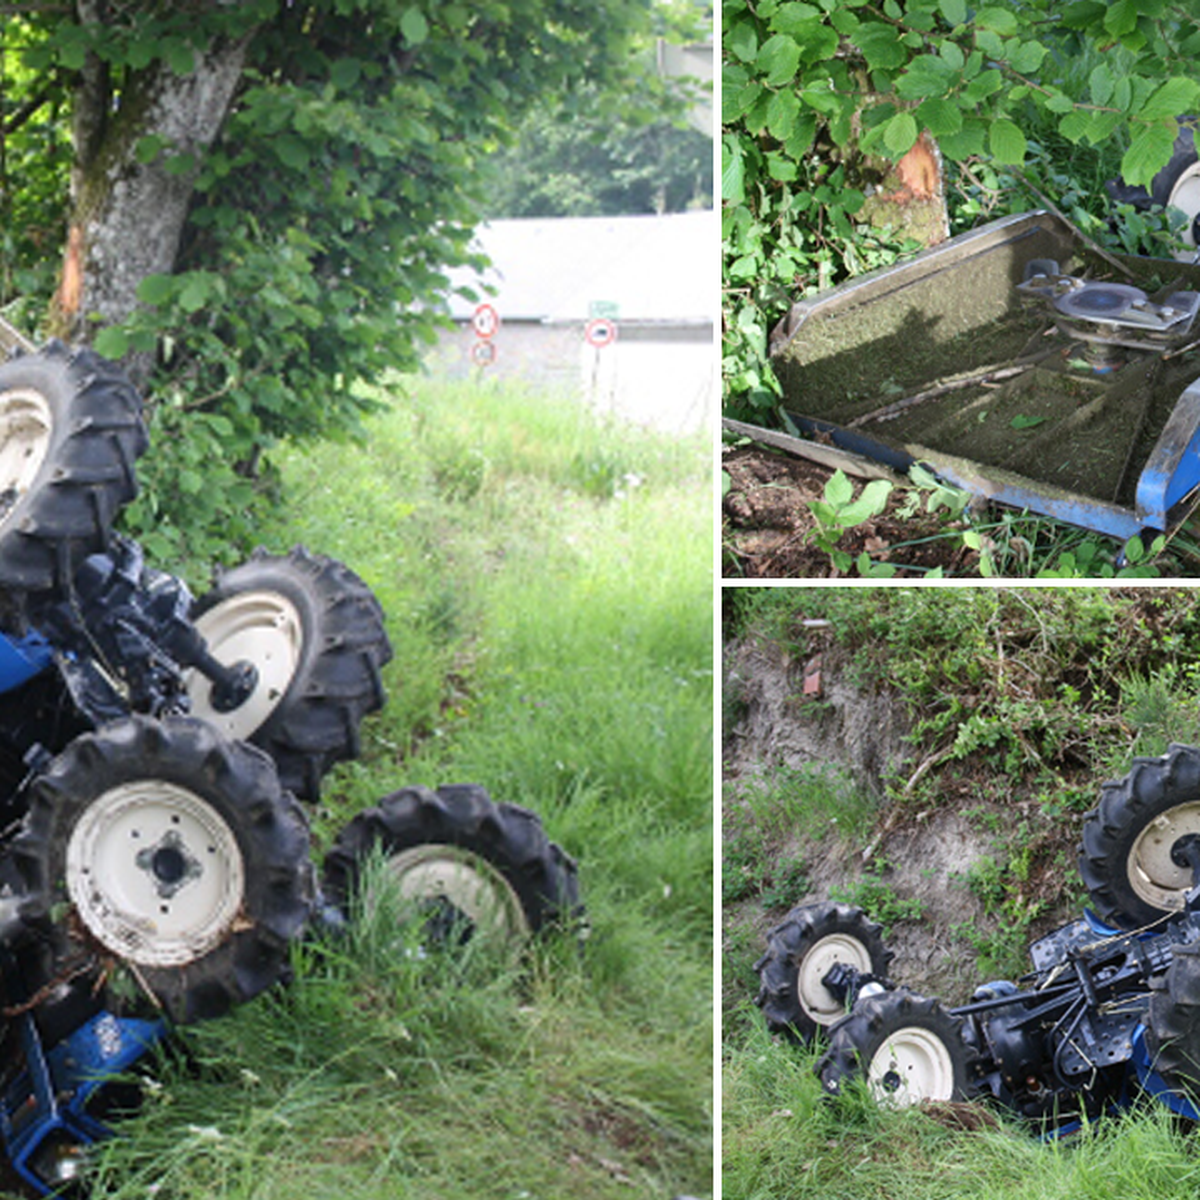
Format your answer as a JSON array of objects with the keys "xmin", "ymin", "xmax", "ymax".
[{"xmin": 722, "ymin": 0, "xmax": 1200, "ymax": 419}]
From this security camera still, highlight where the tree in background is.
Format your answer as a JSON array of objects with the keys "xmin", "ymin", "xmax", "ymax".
[
  {"xmin": 483, "ymin": 95, "xmax": 712, "ymax": 217},
  {"xmin": 723, "ymin": 0, "xmax": 1200, "ymax": 418},
  {"xmin": 0, "ymin": 1, "xmax": 671, "ymax": 560}
]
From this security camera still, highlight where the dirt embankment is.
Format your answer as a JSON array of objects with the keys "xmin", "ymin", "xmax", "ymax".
[{"xmin": 723, "ymin": 634, "xmax": 1080, "ymax": 1005}]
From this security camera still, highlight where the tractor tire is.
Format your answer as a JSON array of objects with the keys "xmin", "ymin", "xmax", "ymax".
[
  {"xmin": 816, "ymin": 988, "xmax": 974, "ymax": 1106},
  {"xmin": 323, "ymin": 784, "xmax": 582, "ymax": 946},
  {"xmin": 186, "ymin": 546, "xmax": 392, "ymax": 801},
  {"xmin": 1147, "ymin": 940, "xmax": 1200, "ymax": 1093},
  {"xmin": 1108, "ymin": 119, "xmax": 1200, "ymax": 259},
  {"xmin": 754, "ymin": 901, "xmax": 893, "ymax": 1043},
  {"xmin": 1079, "ymin": 744, "xmax": 1200, "ymax": 929},
  {"xmin": 10, "ymin": 715, "xmax": 313, "ymax": 1023},
  {"xmin": 0, "ymin": 342, "xmax": 146, "ymax": 595}
]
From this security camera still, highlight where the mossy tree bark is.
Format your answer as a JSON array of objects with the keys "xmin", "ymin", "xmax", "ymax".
[{"xmin": 54, "ymin": 3, "xmax": 258, "ymax": 386}]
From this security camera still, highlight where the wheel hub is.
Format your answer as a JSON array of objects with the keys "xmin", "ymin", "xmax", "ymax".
[
  {"xmin": 796, "ymin": 933, "xmax": 874, "ymax": 1026},
  {"xmin": 187, "ymin": 590, "xmax": 303, "ymax": 740},
  {"xmin": 1128, "ymin": 801, "xmax": 1200, "ymax": 912},
  {"xmin": 382, "ymin": 845, "xmax": 531, "ymax": 944},
  {"xmin": 66, "ymin": 780, "xmax": 245, "ymax": 967},
  {"xmin": 134, "ymin": 829, "xmax": 202, "ymax": 899},
  {"xmin": 867, "ymin": 1026, "xmax": 956, "ymax": 1106},
  {"xmin": 0, "ymin": 386, "xmax": 52, "ymax": 526}
]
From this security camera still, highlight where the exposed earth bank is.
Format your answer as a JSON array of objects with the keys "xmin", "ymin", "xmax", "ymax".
[{"xmin": 723, "ymin": 632, "xmax": 1086, "ymax": 1010}]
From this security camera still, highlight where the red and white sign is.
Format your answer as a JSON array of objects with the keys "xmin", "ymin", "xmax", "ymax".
[
  {"xmin": 584, "ymin": 317, "xmax": 618, "ymax": 348},
  {"xmin": 470, "ymin": 339, "xmax": 497, "ymax": 366},
  {"xmin": 472, "ymin": 303, "xmax": 500, "ymax": 339}
]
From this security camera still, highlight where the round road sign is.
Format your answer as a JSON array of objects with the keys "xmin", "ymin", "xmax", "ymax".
[
  {"xmin": 584, "ymin": 317, "xmax": 618, "ymax": 348},
  {"xmin": 472, "ymin": 304, "xmax": 500, "ymax": 339},
  {"xmin": 470, "ymin": 339, "xmax": 497, "ymax": 366}
]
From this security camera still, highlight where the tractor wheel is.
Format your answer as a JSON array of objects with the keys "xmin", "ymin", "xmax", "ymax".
[
  {"xmin": 1079, "ymin": 744, "xmax": 1200, "ymax": 929},
  {"xmin": 1147, "ymin": 940, "xmax": 1200, "ymax": 1094},
  {"xmin": 817, "ymin": 988, "xmax": 973, "ymax": 1106},
  {"xmin": 323, "ymin": 784, "xmax": 582, "ymax": 946},
  {"xmin": 10, "ymin": 716, "xmax": 312, "ymax": 1023},
  {"xmin": 754, "ymin": 902, "xmax": 893, "ymax": 1043},
  {"xmin": 186, "ymin": 546, "xmax": 392, "ymax": 800},
  {"xmin": 0, "ymin": 342, "xmax": 146, "ymax": 594}
]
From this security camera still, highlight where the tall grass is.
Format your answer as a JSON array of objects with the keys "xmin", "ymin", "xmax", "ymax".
[
  {"xmin": 81, "ymin": 375, "xmax": 713, "ymax": 1199},
  {"xmin": 725, "ymin": 1020, "xmax": 1200, "ymax": 1200}
]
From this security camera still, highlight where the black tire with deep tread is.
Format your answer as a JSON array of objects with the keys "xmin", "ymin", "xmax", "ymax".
[
  {"xmin": 1147, "ymin": 940, "xmax": 1200, "ymax": 1093},
  {"xmin": 189, "ymin": 546, "xmax": 392, "ymax": 800},
  {"xmin": 1079, "ymin": 744, "xmax": 1200, "ymax": 930},
  {"xmin": 754, "ymin": 901, "xmax": 893, "ymax": 1043},
  {"xmin": 323, "ymin": 783, "xmax": 582, "ymax": 937},
  {"xmin": 816, "ymin": 988, "xmax": 974, "ymax": 1103},
  {"xmin": 0, "ymin": 342, "xmax": 147, "ymax": 594},
  {"xmin": 9, "ymin": 715, "xmax": 313, "ymax": 1023}
]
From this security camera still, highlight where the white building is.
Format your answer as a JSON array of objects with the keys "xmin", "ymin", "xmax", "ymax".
[{"xmin": 431, "ymin": 210, "xmax": 716, "ymax": 435}]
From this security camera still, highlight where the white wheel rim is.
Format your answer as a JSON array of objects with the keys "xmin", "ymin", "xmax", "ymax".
[
  {"xmin": 797, "ymin": 933, "xmax": 874, "ymax": 1026},
  {"xmin": 187, "ymin": 590, "xmax": 303, "ymax": 740},
  {"xmin": 1127, "ymin": 801, "xmax": 1200, "ymax": 912},
  {"xmin": 383, "ymin": 845, "xmax": 531, "ymax": 942},
  {"xmin": 867, "ymin": 1026, "xmax": 956, "ymax": 1106},
  {"xmin": 1168, "ymin": 165, "xmax": 1200, "ymax": 252},
  {"xmin": 66, "ymin": 780, "xmax": 245, "ymax": 967},
  {"xmin": 0, "ymin": 387, "xmax": 52, "ymax": 526}
]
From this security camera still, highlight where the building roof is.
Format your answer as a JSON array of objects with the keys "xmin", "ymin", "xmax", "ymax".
[{"xmin": 442, "ymin": 210, "xmax": 716, "ymax": 326}]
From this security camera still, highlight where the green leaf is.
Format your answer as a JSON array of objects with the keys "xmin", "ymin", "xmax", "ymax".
[
  {"xmin": 852, "ymin": 22, "xmax": 908, "ymax": 70},
  {"xmin": 962, "ymin": 68, "xmax": 1002, "ymax": 104},
  {"xmin": 1058, "ymin": 110, "xmax": 1091, "ymax": 143},
  {"xmin": 883, "ymin": 111, "xmax": 919, "ymax": 156},
  {"xmin": 1010, "ymin": 414, "xmax": 1047, "ymax": 429},
  {"xmin": 975, "ymin": 7, "xmax": 1019, "ymax": 35},
  {"xmin": 830, "ymin": 8, "xmax": 859, "ymax": 34},
  {"xmin": 767, "ymin": 90, "xmax": 801, "ymax": 140},
  {"xmin": 1139, "ymin": 77, "xmax": 1200, "ymax": 123},
  {"xmin": 839, "ymin": 479, "xmax": 893, "ymax": 524},
  {"xmin": 1121, "ymin": 122, "xmax": 1179, "ymax": 188},
  {"xmin": 769, "ymin": 3, "xmax": 822, "ymax": 34},
  {"xmin": 1089, "ymin": 63, "xmax": 1115, "ymax": 107},
  {"xmin": 757, "ymin": 35, "xmax": 802, "ymax": 85},
  {"xmin": 1007, "ymin": 39, "xmax": 1047, "ymax": 74},
  {"xmin": 895, "ymin": 55, "xmax": 957, "ymax": 100},
  {"xmin": 165, "ymin": 38, "xmax": 194, "ymax": 76},
  {"xmin": 400, "ymin": 8, "xmax": 429, "ymax": 45},
  {"xmin": 722, "ymin": 135, "xmax": 746, "ymax": 203},
  {"xmin": 93, "ymin": 327, "xmax": 129, "ymax": 360},
  {"xmin": 916, "ymin": 96, "xmax": 962, "ymax": 137},
  {"xmin": 937, "ymin": 120, "xmax": 987, "ymax": 160},
  {"xmin": 988, "ymin": 118, "xmax": 1026, "ymax": 166},
  {"xmin": 136, "ymin": 274, "xmax": 176, "ymax": 306},
  {"xmin": 1103, "ymin": 0, "xmax": 1138, "ymax": 36},
  {"xmin": 825, "ymin": 470, "xmax": 854, "ymax": 508},
  {"xmin": 330, "ymin": 57, "xmax": 362, "ymax": 89},
  {"xmin": 938, "ymin": 0, "xmax": 966, "ymax": 26},
  {"xmin": 726, "ymin": 18, "xmax": 759, "ymax": 63},
  {"xmin": 178, "ymin": 274, "xmax": 213, "ymax": 314}
]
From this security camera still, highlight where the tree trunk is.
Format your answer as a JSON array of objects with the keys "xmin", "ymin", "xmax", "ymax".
[{"xmin": 54, "ymin": 7, "xmax": 256, "ymax": 387}]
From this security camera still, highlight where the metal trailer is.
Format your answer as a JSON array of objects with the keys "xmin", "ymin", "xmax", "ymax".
[{"xmin": 734, "ymin": 211, "xmax": 1200, "ymax": 543}]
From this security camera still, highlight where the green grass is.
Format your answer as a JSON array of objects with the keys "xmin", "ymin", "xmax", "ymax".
[
  {"xmin": 724, "ymin": 1021, "xmax": 1200, "ymax": 1200},
  {"xmin": 74, "ymin": 375, "xmax": 713, "ymax": 1200}
]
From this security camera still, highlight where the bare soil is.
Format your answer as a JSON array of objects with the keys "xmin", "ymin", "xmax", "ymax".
[
  {"xmin": 722, "ymin": 444, "xmax": 977, "ymax": 578},
  {"xmin": 722, "ymin": 635, "xmax": 1082, "ymax": 1007}
]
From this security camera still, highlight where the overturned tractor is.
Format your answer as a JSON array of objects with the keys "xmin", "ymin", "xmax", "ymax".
[
  {"xmin": 0, "ymin": 342, "xmax": 580, "ymax": 1193},
  {"xmin": 755, "ymin": 744, "xmax": 1200, "ymax": 1131}
]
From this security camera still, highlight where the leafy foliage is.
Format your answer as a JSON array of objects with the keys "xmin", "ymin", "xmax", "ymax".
[
  {"xmin": 4, "ymin": 0, "xmax": 672, "ymax": 561},
  {"xmin": 483, "ymin": 90, "xmax": 712, "ymax": 217},
  {"xmin": 722, "ymin": 0, "xmax": 1200, "ymax": 419}
]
